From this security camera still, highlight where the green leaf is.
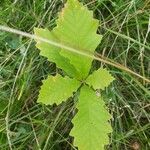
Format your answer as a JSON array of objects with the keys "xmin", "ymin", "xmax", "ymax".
[
  {"xmin": 34, "ymin": 1, "xmax": 114, "ymax": 149},
  {"xmin": 38, "ymin": 74, "xmax": 80, "ymax": 105},
  {"xmin": 70, "ymin": 85, "xmax": 112, "ymax": 150},
  {"xmin": 34, "ymin": 0, "xmax": 102, "ymax": 79},
  {"xmin": 57, "ymin": 0, "xmax": 102, "ymax": 79},
  {"xmin": 86, "ymin": 68, "xmax": 114, "ymax": 90},
  {"xmin": 34, "ymin": 28, "xmax": 80, "ymax": 78}
]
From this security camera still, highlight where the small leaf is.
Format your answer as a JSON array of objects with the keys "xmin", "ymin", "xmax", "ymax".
[
  {"xmin": 38, "ymin": 74, "xmax": 80, "ymax": 105},
  {"xmin": 70, "ymin": 85, "xmax": 112, "ymax": 150},
  {"xmin": 58, "ymin": 0, "xmax": 102, "ymax": 79},
  {"xmin": 34, "ymin": 28, "xmax": 80, "ymax": 78},
  {"xmin": 86, "ymin": 68, "xmax": 114, "ymax": 90}
]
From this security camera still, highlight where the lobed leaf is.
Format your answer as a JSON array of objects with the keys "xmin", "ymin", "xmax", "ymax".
[
  {"xmin": 58, "ymin": 0, "xmax": 102, "ymax": 79},
  {"xmin": 70, "ymin": 85, "xmax": 112, "ymax": 150},
  {"xmin": 34, "ymin": 0, "xmax": 102, "ymax": 80},
  {"xmin": 34, "ymin": 1, "xmax": 114, "ymax": 149},
  {"xmin": 38, "ymin": 74, "xmax": 80, "ymax": 105},
  {"xmin": 34, "ymin": 28, "xmax": 80, "ymax": 78},
  {"xmin": 86, "ymin": 68, "xmax": 114, "ymax": 90}
]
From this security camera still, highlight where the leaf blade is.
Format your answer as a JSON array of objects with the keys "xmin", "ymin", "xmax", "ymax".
[
  {"xmin": 57, "ymin": 0, "xmax": 102, "ymax": 79},
  {"xmin": 38, "ymin": 74, "xmax": 80, "ymax": 105},
  {"xmin": 34, "ymin": 28, "xmax": 80, "ymax": 78},
  {"xmin": 70, "ymin": 85, "xmax": 112, "ymax": 150},
  {"xmin": 86, "ymin": 68, "xmax": 114, "ymax": 90}
]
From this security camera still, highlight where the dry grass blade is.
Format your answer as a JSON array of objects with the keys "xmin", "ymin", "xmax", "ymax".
[{"xmin": 0, "ymin": 25, "xmax": 149, "ymax": 83}]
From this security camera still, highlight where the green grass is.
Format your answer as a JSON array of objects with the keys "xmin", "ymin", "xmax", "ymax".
[{"xmin": 0, "ymin": 0, "xmax": 150, "ymax": 149}]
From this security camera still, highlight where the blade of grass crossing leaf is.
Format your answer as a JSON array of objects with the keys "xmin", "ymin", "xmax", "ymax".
[
  {"xmin": 0, "ymin": 25, "xmax": 149, "ymax": 83},
  {"xmin": 56, "ymin": 0, "xmax": 102, "ymax": 79},
  {"xmin": 34, "ymin": 28, "xmax": 80, "ymax": 78}
]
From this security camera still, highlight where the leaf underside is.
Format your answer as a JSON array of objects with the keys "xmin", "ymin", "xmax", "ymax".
[
  {"xmin": 70, "ymin": 85, "xmax": 112, "ymax": 150},
  {"xmin": 86, "ymin": 68, "xmax": 115, "ymax": 90},
  {"xmin": 38, "ymin": 74, "xmax": 80, "ymax": 105}
]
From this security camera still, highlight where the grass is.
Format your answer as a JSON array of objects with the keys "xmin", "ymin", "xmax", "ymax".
[{"xmin": 0, "ymin": 0, "xmax": 150, "ymax": 149}]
